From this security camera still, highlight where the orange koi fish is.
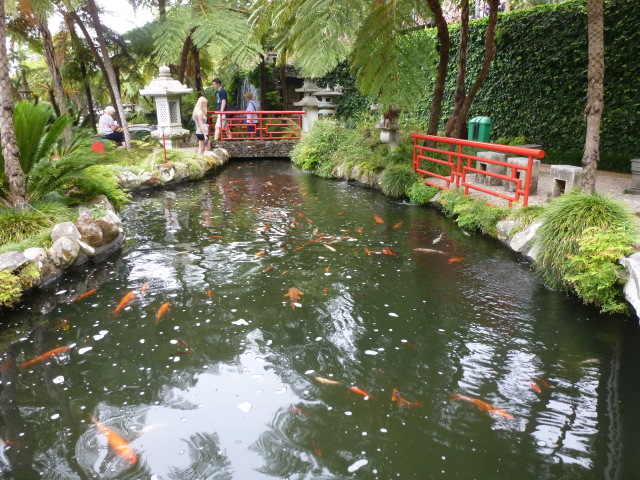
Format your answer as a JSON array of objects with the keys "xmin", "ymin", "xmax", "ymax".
[
  {"xmin": 392, "ymin": 221, "xmax": 404, "ymax": 229},
  {"xmin": 289, "ymin": 407, "xmax": 311, "ymax": 417},
  {"xmin": 324, "ymin": 267, "xmax": 330, "ymax": 273},
  {"xmin": 357, "ymin": 227, "xmax": 363, "ymax": 233},
  {"xmin": 337, "ymin": 212, "xmax": 345, "ymax": 216},
  {"xmin": 263, "ymin": 267, "xmax": 273, "ymax": 273},
  {"xmin": 113, "ymin": 291, "xmax": 135, "ymax": 315},
  {"xmin": 156, "ymin": 302, "xmax": 171, "ymax": 325},
  {"xmin": 529, "ymin": 383, "xmax": 542, "ymax": 393},
  {"xmin": 140, "ymin": 283, "xmax": 150, "ymax": 294},
  {"xmin": 20, "ymin": 346, "xmax": 71, "ymax": 368},
  {"xmin": 209, "ymin": 235, "xmax": 222, "ymax": 238},
  {"xmin": 207, "ymin": 289, "xmax": 213, "ymax": 298},
  {"xmin": 364, "ymin": 247, "xmax": 377, "ymax": 254},
  {"xmin": 47, "ymin": 320, "xmax": 70, "ymax": 332},
  {"xmin": 534, "ymin": 377, "xmax": 551, "ymax": 389},
  {"xmin": 72, "ymin": 289, "xmax": 97, "ymax": 302},
  {"xmin": 280, "ymin": 270, "xmax": 289, "ymax": 276},
  {"xmin": 450, "ymin": 394, "xmax": 513, "ymax": 419},
  {"xmin": 255, "ymin": 223, "xmax": 270, "ymax": 233},
  {"xmin": 349, "ymin": 386, "xmax": 375, "ymax": 399},
  {"xmin": 284, "ymin": 287, "xmax": 304, "ymax": 309},
  {"xmin": 90, "ymin": 415, "xmax": 137, "ymax": 463},
  {"xmin": 391, "ymin": 389, "xmax": 423, "ymax": 407},
  {"xmin": 293, "ymin": 246, "xmax": 305, "ymax": 252},
  {"xmin": 315, "ymin": 376, "xmax": 340, "ymax": 385},
  {"xmin": 381, "ymin": 246, "xmax": 396, "ymax": 256},
  {"xmin": 254, "ymin": 250, "xmax": 267, "ymax": 258},
  {"xmin": 306, "ymin": 217, "xmax": 313, "ymax": 224},
  {"xmin": 0, "ymin": 359, "xmax": 15, "ymax": 372},
  {"xmin": 448, "ymin": 257, "xmax": 465, "ymax": 263},
  {"xmin": 322, "ymin": 287, "xmax": 329, "ymax": 296},
  {"xmin": 374, "ymin": 214, "xmax": 385, "ymax": 224},
  {"xmin": 311, "ymin": 436, "xmax": 322, "ymax": 456}
]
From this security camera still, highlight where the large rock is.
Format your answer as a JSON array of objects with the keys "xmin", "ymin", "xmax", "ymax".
[
  {"xmin": 508, "ymin": 221, "xmax": 541, "ymax": 261},
  {"xmin": 51, "ymin": 222, "xmax": 81, "ymax": 243},
  {"xmin": 212, "ymin": 148, "xmax": 229, "ymax": 163},
  {"xmin": 75, "ymin": 216, "xmax": 104, "ymax": 247},
  {"xmin": 117, "ymin": 171, "xmax": 141, "ymax": 189},
  {"xmin": 95, "ymin": 211, "xmax": 122, "ymax": 244},
  {"xmin": 0, "ymin": 251, "xmax": 27, "ymax": 272},
  {"xmin": 496, "ymin": 220, "xmax": 516, "ymax": 243},
  {"xmin": 154, "ymin": 163, "xmax": 175, "ymax": 183},
  {"xmin": 139, "ymin": 171, "xmax": 162, "ymax": 188},
  {"xmin": 24, "ymin": 247, "xmax": 52, "ymax": 280},
  {"xmin": 88, "ymin": 195, "xmax": 115, "ymax": 213},
  {"xmin": 620, "ymin": 253, "xmax": 640, "ymax": 318},
  {"xmin": 203, "ymin": 151, "xmax": 222, "ymax": 168},
  {"xmin": 48, "ymin": 236, "xmax": 80, "ymax": 269},
  {"xmin": 172, "ymin": 162, "xmax": 191, "ymax": 182}
]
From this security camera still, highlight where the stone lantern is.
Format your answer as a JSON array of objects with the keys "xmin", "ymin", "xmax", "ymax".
[
  {"xmin": 293, "ymin": 78, "xmax": 321, "ymax": 133},
  {"xmin": 373, "ymin": 104, "xmax": 401, "ymax": 150},
  {"xmin": 18, "ymin": 69, "xmax": 32, "ymax": 100},
  {"xmin": 140, "ymin": 65, "xmax": 193, "ymax": 149},
  {"xmin": 314, "ymin": 85, "xmax": 343, "ymax": 119}
]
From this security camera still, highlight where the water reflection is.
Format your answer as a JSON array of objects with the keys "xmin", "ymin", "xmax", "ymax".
[{"xmin": 0, "ymin": 160, "xmax": 637, "ymax": 479}]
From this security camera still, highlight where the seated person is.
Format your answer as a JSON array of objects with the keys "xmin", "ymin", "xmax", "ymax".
[{"xmin": 99, "ymin": 106, "xmax": 125, "ymax": 146}]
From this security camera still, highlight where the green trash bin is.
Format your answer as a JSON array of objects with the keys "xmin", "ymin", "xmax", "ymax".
[{"xmin": 468, "ymin": 116, "xmax": 492, "ymax": 142}]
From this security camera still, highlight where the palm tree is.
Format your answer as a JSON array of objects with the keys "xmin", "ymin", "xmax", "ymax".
[
  {"xmin": 0, "ymin": 0, "xmax": 27, "ymax": 209},
  {"xmin": 581, "ymin": 0, "xmax": 604, "ymax": 193}
]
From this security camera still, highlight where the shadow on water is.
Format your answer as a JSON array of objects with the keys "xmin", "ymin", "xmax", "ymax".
[{"xmin": 0, "ymin": 159, "xmax": 638, "ymax": 479}]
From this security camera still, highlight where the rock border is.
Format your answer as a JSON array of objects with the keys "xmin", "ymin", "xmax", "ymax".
[{"xmin": 0, "ymin": 148, "xmax": 230, "ymax": 309}]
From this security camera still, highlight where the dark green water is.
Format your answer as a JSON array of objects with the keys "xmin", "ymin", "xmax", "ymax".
[{"xmin": 0, "ymin": 160, "xmax": 639, "ymax": 480}]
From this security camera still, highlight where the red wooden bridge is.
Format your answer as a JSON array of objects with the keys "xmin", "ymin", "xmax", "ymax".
[{"xmin": 208, "ymin": 110, "xmax": 303, "ymax": 141}]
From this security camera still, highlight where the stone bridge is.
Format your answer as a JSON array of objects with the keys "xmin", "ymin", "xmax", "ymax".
[{"xmin": 209, "ymin": 140, "xmax": 297, "ymax": 159}]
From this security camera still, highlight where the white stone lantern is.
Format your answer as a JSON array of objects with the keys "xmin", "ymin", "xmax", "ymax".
[
  {"xmin": 293, "ymin": 78, "xmax": 321, "ymax": 133},
  {"xmin": 314, "ymin": 85, "xmax": 343, "ymax": 119},
  {"xmin": 140, "ymin": 65, "xmax": 193, "ymax": 149},
  {"xmin": 373, "ymin": 104, "xmax": 401, "ymax": 150}
]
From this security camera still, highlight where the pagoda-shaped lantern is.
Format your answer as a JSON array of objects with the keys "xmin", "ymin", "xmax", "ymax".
[
  {"xmin": 374, "ymin": 104, "xmax": 401, "ymax": 150},
  {"xmin": 140, "ymin": 65, "xmax": 193, "ymax": 149},
  {"xmin": 293, "ymin": 78, "xmax": 321, "ymax": 133},
  {"xmin": 314, "ymin": 85, "xmax": 343, "ymax": 119}
]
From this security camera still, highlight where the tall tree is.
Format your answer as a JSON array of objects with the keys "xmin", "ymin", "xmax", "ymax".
[
  {"xmin": 0, "ymin": 0, "xmax": 27, "ymax": 208},
  {"xmin": 445, "ymin": 0, "xmax": 500, "ymax": 139},
  {"xmin": 425, "ymin": 0, "xmax": 450, "ymax": 137},
  {"xmin": 580, "ymin": 0, "xmax": 604, "ymax": 193},
  {"xmin": 85, "ymin": 0, "xmax": 132, "ymax": 148}
]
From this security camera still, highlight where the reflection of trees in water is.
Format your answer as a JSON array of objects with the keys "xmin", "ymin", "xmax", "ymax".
[{"xmin": 167, "ymin": 432, "xmax": 233, "ymax": 480}]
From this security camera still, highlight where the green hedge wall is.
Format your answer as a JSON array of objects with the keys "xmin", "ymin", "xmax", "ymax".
[{"xmin": 415, "ymin": 0, "xmax": 639, "ymax": 159}]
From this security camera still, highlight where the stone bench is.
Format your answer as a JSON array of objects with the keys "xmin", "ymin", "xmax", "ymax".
[
  {"xmin": 475, "ymin": 151, "xmax": 508, "ymax": 186},
  {"xmin": 504, "ymin": 157, "xmax": 540, "ymax": 194},
  {"xmin": 550, "ymin": 165, "xmax": 583, "ymax": 197}
]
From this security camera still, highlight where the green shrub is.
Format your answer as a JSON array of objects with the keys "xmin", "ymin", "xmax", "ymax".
[
  {"xmin": 380, "ymin": 165, "xmax": 417, "ymax": 198},
  {"xmin": 534, "ymin": 190, "xmax": 637, "ymax": 299},
  {"xmin": 0, "ymin": 201, "xmax": 77, "ymax": 247},
  {"xmin": 564, "ymin": 226, "xmax": 636, "ymax": 313},
  {"xmin": 65, "ymin": 165, "xmax": 131, "ymax": 211},
  {"xmin": 438, "ymin": 189, "xmax": 508, "ymax": 236},
  {"xmin": 0, "ymin": 264, "xmax": 40, "ymax": 308},
  {"xmin": 407, "ymin": 180, "xmax": 439, "ymax": 204},
  {"xmin": 291, "ymin": 120, "xmax": 346, "ymax": 172}
]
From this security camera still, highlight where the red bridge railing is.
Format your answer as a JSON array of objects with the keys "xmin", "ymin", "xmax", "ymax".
[
  {"xmin": 208, "ymin": 110, "xmax": 303, "ymax": 141},
  {"xmin": 410, "ymin": 134, "xmax": 545, "ymax": 206}
]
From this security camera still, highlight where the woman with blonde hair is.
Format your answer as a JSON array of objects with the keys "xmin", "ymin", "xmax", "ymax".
[
  {"xmin": 244, "ymin": 92, "xmax": 259, "ymax": 138},
  {"xmin": 192, "ymin": 96, "xmax": 210, "ymax": 155}
]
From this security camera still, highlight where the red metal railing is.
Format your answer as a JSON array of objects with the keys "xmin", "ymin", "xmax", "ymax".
[
  {"xmin": 410, "ymin": 134, "xmax": 545, "ymax": 206},
  {"xmin": 207, "ymin": 111, "xmax": 303, "ymax": 141}
]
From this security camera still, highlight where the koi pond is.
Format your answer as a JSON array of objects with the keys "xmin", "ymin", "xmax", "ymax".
[{"xmin": 1, "ymin": 160, "xmax": 639, "ymax": 479}]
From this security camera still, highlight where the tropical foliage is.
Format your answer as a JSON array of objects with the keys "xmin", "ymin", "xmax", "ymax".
[{"xmin": 0, "ymin": 102, "xmax": 103, "ymax": 207}]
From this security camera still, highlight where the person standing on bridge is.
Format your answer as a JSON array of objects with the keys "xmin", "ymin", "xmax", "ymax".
[
  {"xmin": 192, "ymin": 96, "xmax": 210, "ymax": 156},
  {"xmin": 212, "ymin": 78, "xmax": 227, "ymax": 142},
  {"xmin": 244, "ymin": 92, "xmax": 259, "ymax": 138}
]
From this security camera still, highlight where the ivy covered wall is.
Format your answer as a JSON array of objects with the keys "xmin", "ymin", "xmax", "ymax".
[{"xmin": 415, "ymin": 0, "xmax": 639, "ymax": 158}]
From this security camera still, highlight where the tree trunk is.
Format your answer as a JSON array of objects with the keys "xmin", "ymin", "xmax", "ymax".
[
  {"xmin": 38, "ymin": 20, "xmax": 73, "ymax": 145},
  {"xmin": 279, "ymin": 57, "xmax": 288, "ymax": 110},
  {"xmin": 581, "ymin": 0, "xmax": 605, "ymax": 193},
  {"xmin": 447, "ymin": 0, "xmax": 500, "ymax": 139},
  {"xmin": 158, "ymin": 0, "xmax": 166, "ymax": 20},
  {"xmin": 177, "ymin": 35, "xmax": 192, "ymax": 84},
  {"xmin": 425, "ymin": 0, "xmax": 450, "ymax": 138},
  {"xmin": 0, "ymin": 0, "xmax": 27, "ymax": 208},
  {"xmin": 71, "ymin": 10, "xmax": 119, "ymax": 116},
  {"xmin": 191, "ymin": 45, "xmax": 203, "ymax": 95},
  {"xmin": 444, "ymin": 0, "xmax": 469, "ymax": 138},
  {"xmin": 259, "ymin": 56, "xmax": 268, "ymax": 110},
  {"xmin": 46, "ymin": 84, "xmax": 60, "ymax": 117},
  {"xmin": 64, "ymin": 12, "xmax": 96, "ymax": 132},
  {"xmin": 86, "ymin": 0, "xmax": 131, "ymax": 148}
]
